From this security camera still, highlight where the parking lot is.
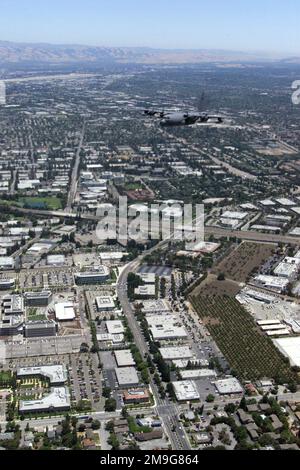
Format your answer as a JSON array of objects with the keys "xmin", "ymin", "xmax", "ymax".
[
  {"xmin": 18, "ymin": 268, "xmax": 74, "ymax": 289},
  {"xmin": 69, "ymin": 353, "xmax": 102, "ymax": 410},
  {"xmin": 7, "ymin": 351, "xmax": 103, "ymax": 411},
  {"xmin": 154, "ymin": 279, "xmax": 231, "ymax": 403},
  {"xmin": 138, "ymin": 265, "xmax": 172, "ymax": 277},
  {"xmin": 5, "ymin": 334, "xmax": 89, "ymax": 358},
  {"xmin": 8, "ymin": 353, "xmax": 72, "ymax": 370},
  {"xmin": 100, "ymin": 351, "xmax": 124, "ymax": 410}
]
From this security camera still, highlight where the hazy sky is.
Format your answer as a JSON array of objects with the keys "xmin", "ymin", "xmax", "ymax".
[{"xmin": 0, "ymin": 0, "xmax": 299, "ymax": 54}]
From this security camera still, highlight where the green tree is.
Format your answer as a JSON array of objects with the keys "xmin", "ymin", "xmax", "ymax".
[
  {"xmin": 91, "ymin": 420, "xmax": 101, "ymax": 430},
  {"xmin": 105, "ymin": 420, "xmax": 115, "ymax": 432},
  {"xmin": 105, "ymin": 398, "xmax": 117, "ymax": 412},
  {"xmin": 102, "ymin": 387, "xmax": 112, "ymax": 398},
  {"xmin": 206, "ymin": 394, "xmax": 215, "ymax": 403}
]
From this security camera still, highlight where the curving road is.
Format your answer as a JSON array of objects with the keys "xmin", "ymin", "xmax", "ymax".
[{"xmin": 117, "ymin": 245, "xmax": 191, "ymax": 450}]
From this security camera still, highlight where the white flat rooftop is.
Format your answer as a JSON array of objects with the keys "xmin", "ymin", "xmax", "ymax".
[
  {"xmin": 96, "ymin": 296, "xmax": 115, "ymax": 310},
  {"xmin": 160, "ymin": 346, "xmax": 193, "ymax": 360},
  {"xmin": 257, "ymin": 319, "xmax": 282, "ymax": 326},
  {"xmin": 114, "ymin": 349, "xmax": 135, "ymax": 367},
  {"xmin": 150, "ymin": 323, "xmax": 188, "ymax": 340},
  {"xmin": 17, "ymin": 365, "xmax": 67, "ymax": 384},
  {"xmin": 141, "ymin": 299, "xmax": 171, "ymax": 314},
  {"xmin": 47, "ymin": 254, "xmax": 65, "ymax": 265},
  {"xmin": 96, "ymin": 333, "xmax": 124, "ymax": 343},
  {"xmin": 138, "ymin": 272, "xmax": 156, "ymax": 283},
  {"xmin": 252, "ymin": 225, "xmax": 281, "ymax": 232},
  {"xmin": 135, "ymin": 285, "xmax": 156, "ymax": 296},
  {"xmin": 180, "ymin": 369, "xmax": 217, "ymax": 379},
  {"xmin": 173, "ymin": 380, "xmax": 200, "ymax": 401},
  {"xmin": 106, "ymin": 320, "xmax": 124, "ymax": 335},
  {"xmin": 275, "ymin": 198, "xmax": 296, "ymax": 206},
  {"xmin": 266, "ymin": 329, "xmax": 290, "ymax": 336},
  {"xmin": 215, "ymin": 378, "xmax": 243, "ymax": 395},
  {"xmin": 222, "ymin": 211, "xmax": 248, "ymax": 220},
  {"xmin": 115, "ymin": 367, "xmax": 139, "ymax": 386},
  {"xmin": 54, "ymin": 302, "xmax": 75, "ymax": 321},
  {"xmin": 100, "ymin": 252, "xmax": 126, "ymax": 260},
  {"xmin": 19, "ymin": 387, "xmax": 70, "ymax": 412},
  {"xmin": 254, "ymin": 275, "xmax": 289, "ymax": 289},
  {"xmin": 273, "ymin": 336, "xmax": 300, "ymax": 367},
  {"xmin": 289, "ymin": 228, "xmax": 300, "ymax": 236},
  {"xmin": 260, "ymin": 199, "xmax": 275, "ymax": 206},
  {"xmin": 189, "ymin": 241, "xmax": 220, "ymax": 253}
]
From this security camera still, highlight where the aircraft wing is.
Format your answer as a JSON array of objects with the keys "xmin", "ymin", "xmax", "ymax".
[
  {"xmin": 196, "ymin": 113, "xmax": 224, "ymax": 123},
  {"xmin": 144, "ymin": 109, "xmax": 166, "ymax": 118}
]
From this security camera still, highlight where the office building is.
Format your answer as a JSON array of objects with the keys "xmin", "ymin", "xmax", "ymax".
[
  {"xmin": 173, "ymin": 381, "xmax": 200, "ymax": 401},
  {"xmin": 24, "ymin": 291, "xmax": 52, "ymax": 307},
  {"xmin": 2, "ymin": 294, "xmax": 24, "ymax": 315},
  {"xmin": 74, "ymin": 267, "xmax": 110, "ymax": 285},
  {"xmin": 123, "ymin": 388, "xmax": 150, "ymax": 405},
  {"xmin": 19, "ymin": 387, "xmax": 70, "ymax": 414},
  {"xmin": 17, "ymin": 364, "xmax": 67, "ymax": 385},
  {"xmin": 96, "ymin": 296, "xmax": 115, "ymax": 312},
  {"xmin": 24, "ymin": 320, "xmax": 57, "ymax": 338},
  {"xmin": 54, "ymin": 302, "xmax": 75, "ymax": 321}
]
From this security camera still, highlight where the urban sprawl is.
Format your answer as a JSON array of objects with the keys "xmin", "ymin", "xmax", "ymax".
[{"xmin": 1, "ymin": 63, "xmax": 300, "ymax": 451}]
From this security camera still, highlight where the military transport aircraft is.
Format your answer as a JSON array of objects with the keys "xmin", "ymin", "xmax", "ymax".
[
  {"xmin": 144, "ymin": 92, "xmax": 225, "ymax": 126},
  {"xmin": 144, "ymin": 108, "xmax": 224, "ymax": 126}
]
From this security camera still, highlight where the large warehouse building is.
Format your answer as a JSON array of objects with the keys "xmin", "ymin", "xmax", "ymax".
[
  {"xmin": 273, "ymin": 336, "xmax": 300, "ymax": 367},
  {"xmin": 159, "ymin": 346, "xmax": 193, "ymax": 361},
  {"xmin": 114, "ymin": 350, "xmax": 135, "ymax": 367},
  {"xmin": 54, "ymin": 302, "xmax": 76, "ymax": 321},
  {"xmin": 115, "ymin": 367, "xmax": 139, "ymax": 387}
]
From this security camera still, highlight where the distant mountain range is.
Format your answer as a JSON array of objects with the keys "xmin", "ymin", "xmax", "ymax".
[{"xmin": 0, "ymin": 40, "xmax": 296, "ymax": 65}]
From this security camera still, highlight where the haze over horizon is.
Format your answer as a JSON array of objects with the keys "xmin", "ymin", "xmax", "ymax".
[{"xmin": 0, "ymin": 0, "xmax": 299, "ymax": 56}]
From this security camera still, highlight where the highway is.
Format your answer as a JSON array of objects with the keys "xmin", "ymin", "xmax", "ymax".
[
  {"xmin": 204, "ymin": 226, "xmax": 300, "ymax": 245},
  {"xmin": 5, "ymin": 203, "xmax": 300, "ymax": 246},
  {"xmin": 3, "ymin": 73, "xmax": 96, "ymax": 83}
]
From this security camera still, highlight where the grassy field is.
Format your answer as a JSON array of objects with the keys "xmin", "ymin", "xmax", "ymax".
[
  {"xmin": 212, "ymin": 242, "xmax": 276, "ymax": 282},
  {"xmin": 27, "ymin": 307, "xmax": 46, "ymax": 322},
  {"xmin": 0, "ymin": 371, "xmax": 12, "ymax": 386},
  {"xmin": 18, "ymin": 196, "xmax": 62, "ymax": 210},
  {"xmin": 0, "ymin": 196, "xmax": 62, "ymax": 210},
  {"xmin": 27, "ymin": 314, "xmax": 46, "ymax": 321},
  {"xmin": 123, "ymin": 182, "xmax": 143, "ymax": 191},
  {"xmin": 190, "ymin": 294, "xmax": 297, "ymax": 382}
]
